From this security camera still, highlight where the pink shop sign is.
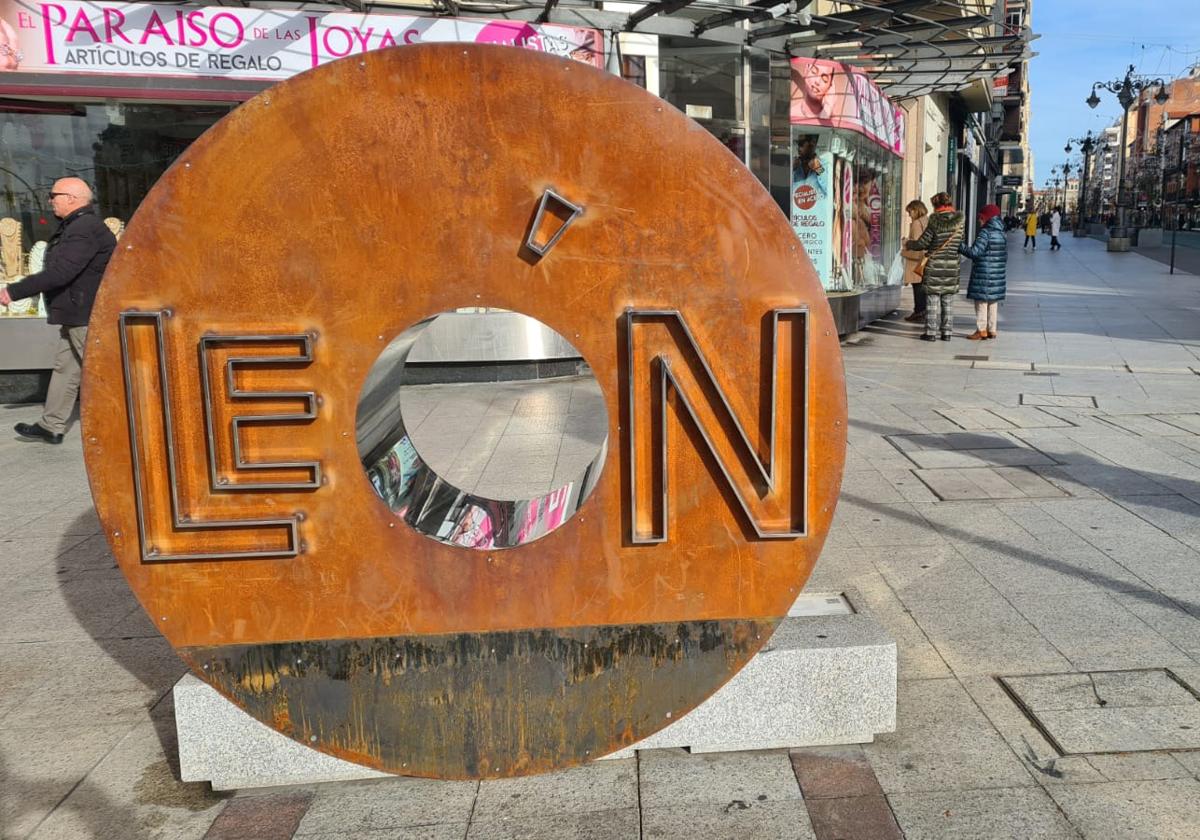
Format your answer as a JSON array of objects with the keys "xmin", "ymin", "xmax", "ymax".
[
  {"xmin": 0, "ymin": 0, "xmax": 604, "ymax": 81},
  {"xmin": 790, "ymin": 57, "xmax": 904, "ymax": 155}
]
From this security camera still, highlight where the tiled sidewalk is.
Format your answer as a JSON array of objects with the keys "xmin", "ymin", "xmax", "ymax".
[{"xmin": 2, "ymin": 234, "xmax": 1200, "ymax": 839}]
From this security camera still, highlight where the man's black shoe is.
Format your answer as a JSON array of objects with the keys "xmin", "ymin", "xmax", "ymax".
[
  {"xmin": 919, "ymin": 334, "xmax": 938, "ymax": 342},
  {"xmin": 14, "ymin": 422, "xmax": 63, "ymax": 444}
]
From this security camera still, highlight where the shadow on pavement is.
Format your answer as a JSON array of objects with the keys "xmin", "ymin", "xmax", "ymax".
[
  {"xmin": 0, "ymin": 751, "xmax": 148, "ymax": 840},
  {"xmin": 847, "ymin": 416, "xmax": 1200, "ymax": 620},
  {"xmin": 54, "ymin": 510, "xmax": 188, "ymax": 774}
]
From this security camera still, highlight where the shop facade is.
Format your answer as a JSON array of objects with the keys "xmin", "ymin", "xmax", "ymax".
[{"xmin": 0, "ymin": 1, "xmax": 919, "ymax": 398}]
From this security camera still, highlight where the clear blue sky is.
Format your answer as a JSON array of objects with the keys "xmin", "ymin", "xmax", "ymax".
[{"xmin": 1028, "ymin": 1, "xmax": 1200, "ymax": 188}]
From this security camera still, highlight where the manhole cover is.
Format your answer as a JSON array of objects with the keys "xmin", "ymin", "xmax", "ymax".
[{"xmin": 999, "ymin": 669, "xmax": 1200, "ymax": 755}]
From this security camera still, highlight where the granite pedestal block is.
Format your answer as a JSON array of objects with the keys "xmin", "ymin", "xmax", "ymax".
[
  {"xmin": 174, "ymin": 591, "xmax": 896, "ymax": 789},
  {"xmin": 602, "ymin": 590, "xmax": 897, "ymax": 758}
]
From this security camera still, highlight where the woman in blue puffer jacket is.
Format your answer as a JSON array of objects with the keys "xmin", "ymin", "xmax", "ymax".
[{"xmin": 959, "ymin": 203, "xmax": 1008, "ymax": 340}]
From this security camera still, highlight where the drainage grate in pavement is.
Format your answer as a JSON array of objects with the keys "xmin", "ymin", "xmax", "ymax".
[
  {"xmin": 1024, "ymin": 371, "xmax": 1059, "ymax": 377},
  {"xmin": 954, "ymin": 354, "xmax": 989, "ymax": 361},
  {"xmin": 998, "ymin": 669, "xmax": 1200, "ymax": 756},
  {"xmin": 1020, "ymin": 393, "xmax": 1098, "ymax": 408}
]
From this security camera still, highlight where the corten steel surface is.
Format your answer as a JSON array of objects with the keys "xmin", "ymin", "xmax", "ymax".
[{"xmin": 81, "ymin": 44, "xmax": 848, "ymax": 779}]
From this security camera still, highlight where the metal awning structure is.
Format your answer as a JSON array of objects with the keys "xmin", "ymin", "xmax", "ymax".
[{"xmin": 308, "ymin": 0, "xmax": 1036, "ymax": 102}]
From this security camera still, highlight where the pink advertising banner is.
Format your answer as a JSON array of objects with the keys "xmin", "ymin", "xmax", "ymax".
[
  {"xmin": 790, "ymin": 58, "xmax": 904, "ymax": 155},
  {"xmin": 0, "ymin": 1, "xmax": 603, "ymax": 82}
]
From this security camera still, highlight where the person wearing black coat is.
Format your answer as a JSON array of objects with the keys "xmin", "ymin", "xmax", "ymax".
[
  {"xmin": 0, "ymin": 178, "xmax": 116, "ymax": 443},
  {"xmin": 959, "ymin": 203, "xmax": 1008, "ymax": 341},
  {"xmin": 905, "ymin": 192, "xmax": 964, "ymax": 341}
]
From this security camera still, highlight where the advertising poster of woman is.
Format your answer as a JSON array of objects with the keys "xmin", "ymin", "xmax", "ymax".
[{"xmin": 791, "ymin": 133, "xmax": 833, "ymax": 286}]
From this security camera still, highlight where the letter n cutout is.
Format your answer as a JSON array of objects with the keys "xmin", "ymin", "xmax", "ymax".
[{"xmin": 624, "ymin": 308, "xmax": 807, "ymax": 543}]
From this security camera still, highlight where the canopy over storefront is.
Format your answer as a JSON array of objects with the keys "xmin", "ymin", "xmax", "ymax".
[{"xmin": 437, "ymin": 0, "xmax": 1037, "ymax": 102}]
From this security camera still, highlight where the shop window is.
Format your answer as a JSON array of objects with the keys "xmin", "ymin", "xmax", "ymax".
[
  {"xmin": 659, "ymin": 43, "xmax": 745, "ymax": 159},
  {"xmin": 0, "ymin": 102, "xmax": 233, "ymax": 316},
  {"xmin": 790, "ymin": 126, "xmax": 902, "ymax": 294}
]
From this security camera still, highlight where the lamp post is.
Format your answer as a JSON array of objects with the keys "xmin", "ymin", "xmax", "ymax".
[
  {"xmin": 1088, "ymin": 65, "xmax": 1170, "ymax": 242},
  {"xmin": 1170, "ymin": 118, "xmax": 1190, "ymax": 275},
  {"xmin": 1066, "ymin": 132, "xmax": 1097, "ymax": 233}
]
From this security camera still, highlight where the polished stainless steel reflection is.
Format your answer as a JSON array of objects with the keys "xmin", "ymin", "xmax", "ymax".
[
  {"xmin": 405, "ymin": 311, "xmax": 584, "ymax": 364},
  {"xmin": 357, "ymin": 314, "xmax": 607, "ymax": 549}
]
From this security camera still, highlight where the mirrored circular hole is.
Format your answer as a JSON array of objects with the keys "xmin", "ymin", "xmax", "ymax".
[{"xmin": 356, "ymin": 309, "xmax": 608, "ymax": 549}]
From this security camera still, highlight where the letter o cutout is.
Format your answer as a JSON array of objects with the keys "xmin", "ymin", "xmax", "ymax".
[{"xmin": 81, "ymin": 44, "xmax": 847, "ymax": 779}]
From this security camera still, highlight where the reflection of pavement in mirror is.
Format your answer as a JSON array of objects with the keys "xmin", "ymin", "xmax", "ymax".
[{"xmin": 402, "ymin": 375, "xmax": 608, "ymax": 502}]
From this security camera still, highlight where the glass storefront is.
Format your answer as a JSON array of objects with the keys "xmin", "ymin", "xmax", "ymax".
[
  {"xmin": 786, "ymin": 58, "xmax": 904, "ymax": 295},
  {"xmin": 0, "ymin": 102, "xmax": 232, "ymax": 317},
  {"xmin": 789, "ymin": 126, "xmax": 902, "ymax": 293}
]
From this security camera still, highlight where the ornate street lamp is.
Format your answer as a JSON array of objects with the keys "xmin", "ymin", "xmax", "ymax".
[
  {"xmin": 1066, "ymin": 132, "xmax": 1098, "ymax": 231},
  {"xmin": 1088, "ymin": 64, "xmax": 1170, "ymax": 239}
]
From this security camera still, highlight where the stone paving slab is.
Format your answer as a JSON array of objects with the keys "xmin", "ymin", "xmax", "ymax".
[
  {"xmin": 900, "ymin": 447, "xmax": 1060, "ymax": 470},
  {"xmin": 1044, "ymin": 779, "xmax": 1200, "ymax": 840},
  {"xmin": 293, "ymin": 778, "xmax": 477, "ymax": 836},
  {"xmin": 1001, "ymin": 670, "xmax": 1195, "ymax": 711},
  {"xmin": 1084, "ymin": 752, "xmax": 1195, "ymax": 782},
  {"xmin": 913, "ymin": 466, "xmax": 1068, "ymax": 501},
  {"xmin": 886, "ymin": 787, "xmax": 1079, "ymax": 840},
  {"xmin": 887, "ymin": 431, "xmax": 1022, "ymax": 452}
]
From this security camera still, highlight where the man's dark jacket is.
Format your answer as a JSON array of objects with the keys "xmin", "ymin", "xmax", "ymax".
[{"xmin": 6, "ymin": 207, "xmax": 116, "ymax": 326}]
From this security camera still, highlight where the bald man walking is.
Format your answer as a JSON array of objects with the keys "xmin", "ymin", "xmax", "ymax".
[{"xmin": 0, "ymin": 178, "xmax": 116, "ymax": 443}]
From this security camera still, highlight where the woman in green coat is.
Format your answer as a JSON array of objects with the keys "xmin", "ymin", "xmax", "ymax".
[{"xmin": 905, "ymin": 192, "xmax": 965, "ymax": 342}]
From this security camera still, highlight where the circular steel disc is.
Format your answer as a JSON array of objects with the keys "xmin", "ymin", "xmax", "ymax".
[{"xmin": 81, "ymin": 44, "xmax": 847, "ymax": 779}]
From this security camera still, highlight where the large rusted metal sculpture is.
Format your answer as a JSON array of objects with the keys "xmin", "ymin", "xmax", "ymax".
[{"xmin": 81, "ymin": 44, "xmax": 847, "ymax": 779}]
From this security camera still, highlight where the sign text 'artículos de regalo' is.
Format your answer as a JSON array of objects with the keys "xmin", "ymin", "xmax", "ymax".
[{"xmin": 81, "ymin": 44, "xmax": 848, "ymax": 780}]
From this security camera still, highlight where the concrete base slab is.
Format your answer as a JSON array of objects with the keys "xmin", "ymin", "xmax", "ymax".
[{"xmin": 174, "ymin": 591, "xmax": 897, "ymax": 789}]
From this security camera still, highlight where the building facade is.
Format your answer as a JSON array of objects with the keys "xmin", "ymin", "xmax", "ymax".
[{"xmin": 0, "ymin": 0, "xmax": 1036, "ymax": 359}]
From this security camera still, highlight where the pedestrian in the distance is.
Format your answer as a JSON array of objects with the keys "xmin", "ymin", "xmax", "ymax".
[
  {"xmin": 1049, "ymin": 206, "xmax": 1062, "ymax": 251},
  {"xmin": 960, "ymin": 203, "xmax": 1007, "ymax": 341},
  {"xmin": 1024, "ymin": 209, "xmax": 1038, "ymax": 250},
  {"xmin": 905, "ymin": 191, "xmax": 964, "ymax": 342},
  {"xmin": 0, "ymin": 177, "xmax": 116, "ymax": 444},
  {"xmin": 901, "ymin": 199, "xmax": 929, "ymax": 322}
]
